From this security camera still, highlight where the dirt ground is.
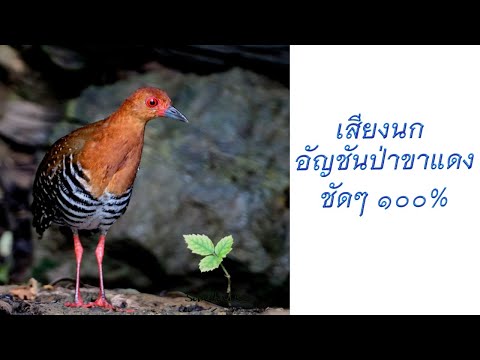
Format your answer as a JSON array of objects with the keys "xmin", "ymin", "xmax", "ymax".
[{"xmin": 0, "ymin": 280, "xmax": 288, "ymax": 315}]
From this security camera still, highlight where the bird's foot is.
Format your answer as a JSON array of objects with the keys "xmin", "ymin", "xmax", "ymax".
[
  {"xmin": 65, "ymin": 300, "xmax": 88, "ymax": 308},
  {"xmin": 84, "ymin": 297, "xmax": 135, "ymax": 312},
  {"xmin": 84, "ymin": 297, "xmax": 115, "ymax": 310}
]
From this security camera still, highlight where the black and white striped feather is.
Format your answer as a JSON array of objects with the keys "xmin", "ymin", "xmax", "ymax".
[{"xmin": 32, "ymin": 153, "xmax": 132, "ymax": 237}]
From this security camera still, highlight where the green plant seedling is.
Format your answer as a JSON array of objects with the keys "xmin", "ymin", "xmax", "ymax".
[{"xmin": 184, "ymin": 234, "xmax": 233, "ymax": 307}]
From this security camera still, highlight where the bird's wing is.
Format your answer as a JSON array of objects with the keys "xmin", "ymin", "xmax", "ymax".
[{"xmin": 31, "ymin": 135, "xmax": 69, "ymax": 237}]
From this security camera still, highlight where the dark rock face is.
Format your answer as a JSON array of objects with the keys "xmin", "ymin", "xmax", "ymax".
[{"xmin": 38, "ymin": 66, "xmax": 289, "ymax": 307}]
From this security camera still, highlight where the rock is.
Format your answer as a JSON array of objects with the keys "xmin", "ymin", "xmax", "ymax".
[
  {"xmin": 36, "ymin": 66, "xmax": 289, "ymax": 307},
  {"xmin": 0, "ymin": 299, "xmax": 13, "ymax": 315},
  {"xmin": 40, "ymin": 45, "xmax": 289, "ymax": 86},
  {"xmin": 41, "ymin": 46, "xmax": 86, "ymax": 71},
  {"xmin": 0, "ymin": 46, "xmax": 27, "ymax": 77},
  {"xmin": 0, "ymin": 99, "xmax": 59, "ymax": 147},
  {"xmin": 261, "ymin": 307, "xmax": 290, "ymax": 315},
  {"xmin": 0, "ymin": 94, "xmax": 61, "ymax": 284},
  {"xmin": 151, "ymin": 45, "xmax": 289, "ymax": 86}
]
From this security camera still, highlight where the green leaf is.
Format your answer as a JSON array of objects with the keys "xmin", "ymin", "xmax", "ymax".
[
  {"xmin": 215, "ymin": 235, "xmax": 234, "ymax": 259},
  {"xmin": 199, "ymin": 255, "xmax": 222, "ymax": 272},
  {"xmin": 184, "ymin": 234, "xmax": 215, "ymax": 256}
]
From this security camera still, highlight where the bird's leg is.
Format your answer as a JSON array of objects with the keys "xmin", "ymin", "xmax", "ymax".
[
  {"xmin": 85, "ymin": 233, "xmax": 114, "ymax": 309},
  {"xmin": 65, "ymin": 231, "xmax": 85, "ymax": 307}
]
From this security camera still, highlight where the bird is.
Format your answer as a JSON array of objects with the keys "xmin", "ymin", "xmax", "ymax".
[{"xmin": 31, "ymin": 87, "xmax": 188, "ymax": 310}]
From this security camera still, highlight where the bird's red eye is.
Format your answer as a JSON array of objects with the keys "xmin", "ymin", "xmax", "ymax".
[{"xmin": 146, "ymin": 97, "xmax": 159, "ymax": 108}]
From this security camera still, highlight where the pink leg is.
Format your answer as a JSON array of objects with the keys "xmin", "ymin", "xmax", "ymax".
[
  {"xmin": 65, "ymin": 231, "xmax": 85, "ymax": 307},
  {"xmin": 85, "ymin": 234, "xmax": 114, "ymax": 310}
]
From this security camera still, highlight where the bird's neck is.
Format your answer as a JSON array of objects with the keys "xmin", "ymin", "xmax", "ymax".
[{"xmin": 79, "ymin": 112, "xmax": 147, "ymax": 198}]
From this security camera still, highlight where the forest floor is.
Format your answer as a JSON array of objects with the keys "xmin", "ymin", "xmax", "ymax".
[{"xmin": 0, "ymin": 279, "xmax": 288, "ymax": 315}]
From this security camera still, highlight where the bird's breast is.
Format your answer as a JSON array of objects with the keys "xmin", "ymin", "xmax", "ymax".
[{"xmin": 78, "ymin": 128, "xmax": 145, "ymax": 198}]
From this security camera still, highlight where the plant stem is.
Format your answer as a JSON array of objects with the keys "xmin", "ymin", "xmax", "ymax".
[{"xmin": 220, "ymin": 263, "xmax": 231, "ymax": 307}]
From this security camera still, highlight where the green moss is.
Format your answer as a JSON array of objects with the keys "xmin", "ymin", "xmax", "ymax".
[
  {"xmin": 32, "ymin": 258, "xmax": 59, "ymax": 284},
  {"xmin": 0, "ymin": 264, "xmax": 9, "ymax": 284}
]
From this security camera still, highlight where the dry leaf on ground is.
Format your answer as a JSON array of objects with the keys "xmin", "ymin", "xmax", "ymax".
[{"xmin": 9, "ymin": 278, "xmax": 39, "ymax": 300}]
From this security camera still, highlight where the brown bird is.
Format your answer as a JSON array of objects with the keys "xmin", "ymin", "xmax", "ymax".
[{"xmin": 31, "ymin": 87, "xmax": 188, "ymax": 309}]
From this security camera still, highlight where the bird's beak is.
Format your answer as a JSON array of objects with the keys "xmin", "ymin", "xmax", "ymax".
[{"xmin": 163, "ymin": 105, "xmax": 188, "ymax": 123}]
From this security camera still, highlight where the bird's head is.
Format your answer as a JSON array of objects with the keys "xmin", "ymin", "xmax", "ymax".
[{"xmin": 122, "ymin": 87, "xmax": 188, "ymax": 123}]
